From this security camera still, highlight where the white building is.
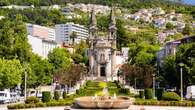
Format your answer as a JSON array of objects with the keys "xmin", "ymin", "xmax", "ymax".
[
  {"xmin": 55, "ymin": 22, "xmax": 88, "ymax": 44},
  {"xmin": 26, "ymin": 23, "xmax": 56, "ymax": 41},
  {"xmin": 28, "ymin": 35, "xmax": 57, "ymax": 58}
]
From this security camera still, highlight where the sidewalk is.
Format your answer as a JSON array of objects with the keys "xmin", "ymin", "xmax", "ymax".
[{"xmin": 4, "ymin": 105, "xmax": 195, "ymax": 110}]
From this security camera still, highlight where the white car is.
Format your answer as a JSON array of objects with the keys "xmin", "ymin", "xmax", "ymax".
[
  {"xmin": 0, "ymin": 90, "xmax": 11, "ymax": 104},
  {"xmin": 186, "ymin": 85, "xmax": 195, "ymax": 100}
]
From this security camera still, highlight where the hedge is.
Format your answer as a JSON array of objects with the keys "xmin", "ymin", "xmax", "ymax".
[
  {"xmin": 54, "ymin": 91, "xmax": 60, "ymax": 100},
  {"xmin": 139, "ymin": 91, "xmax": 144, "ymax": 99},
  {"xmin": 144, "ymin": 88, "xmax": 153, "ymax": 99},
  {"xmin": 156, "ymin": 88, "xmax": 164, "ymax": 100},
  {"xmin": 7, "ymin": 99, "xmax": 73, "ymax": 109},
  {"xmin": 134, "ymin": 100, "xmax": 195, "ymax": 107},
  {"xmin": 162, "ymin": 92, "xmax": 180, "ymax": 101},
  {"xmin": 42, "ymin": 91, "xmax": 51, "ymax": 102},
  {"xmin": 25, "ymin": 96, "xmax": 40, "ymax": 104}
]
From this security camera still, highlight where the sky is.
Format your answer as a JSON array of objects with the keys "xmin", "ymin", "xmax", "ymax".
[{"xmin": 183, "ymin": 0, "xmax": 195, "ymax": 5}]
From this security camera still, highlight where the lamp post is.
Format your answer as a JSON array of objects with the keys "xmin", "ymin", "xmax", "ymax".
[
  {"xmin": 152, "ymin": 74, "xmax": 156, "ymax": 99},
  {"xmin": 24, "ymin": 62, "xmax": 28, "ymax": 100},
  {"xmin": 179, "ymin": 62, "xmax": 184, "ymax": 101},
  {"xmin": 134, "ymin": 78, "xmax": 137, "ymax": 90},
  {"xmin": 24, "ymin": 70, "xmax": 27, "ymax": 100}
]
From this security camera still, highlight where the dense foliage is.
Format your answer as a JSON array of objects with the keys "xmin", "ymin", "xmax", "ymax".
[
  {"xmin": 161, "ymin": 42, "xmax": 195, "ymax": 90},
  {"xmin": 28, "ymin": 54, "xmax": 53, "ymax": 88},
  {"xmin": 144, "ymin": 88, "xmax": 153, "ymax": 99},
  {"xmin": 0, "ymin": 15, "xmax": 31, "ymax": 63},
  {"xmin": 0, "ymin": 59, "xmax": 23, "ymax": 89},
  {"xmin": 162, "ymin": 92, "xmax": 180, "ymax": 101},
  {"xmin": 48, "ymin": 48, "xmax": 72, "ymax": 70},
  {"xmin": 42, "ymin": 91, "xmax": 51, "ymax": 103}
]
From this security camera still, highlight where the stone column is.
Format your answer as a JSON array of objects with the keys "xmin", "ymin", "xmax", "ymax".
[{"xmin": 89, "ymin": 49, "xmax": 94, "ymax": 77}]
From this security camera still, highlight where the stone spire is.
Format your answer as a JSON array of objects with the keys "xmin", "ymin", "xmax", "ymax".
[
  {"xmin": 109, "ymin": 7, "xmax": 117, "ymax": 40},
  {"xmin": 109, "ymin": 7, "xmax": 117, "ymax": 34},
  {"xmin": 89, "ymin": 8, "xmax": 97, "ymax": 34},
  {"xmin": 89, "ymin": 7, "xmax": 97, "ymax": 78}
]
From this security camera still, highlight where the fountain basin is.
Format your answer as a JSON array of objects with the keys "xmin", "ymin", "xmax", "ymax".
[{"xmin": 75, "ymin": 96, "xmax": 131, "ymax": 109}]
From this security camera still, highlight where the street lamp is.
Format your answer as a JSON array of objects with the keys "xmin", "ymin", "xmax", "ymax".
[
  {"xmin": 179, "ymin": 62, "xmax": 184, "ymax": 101},
  {"xmin": 24, "ymin": 62, "xmax": 28, "ymax": 100},
  {"xmin": 152, "ymin": 74, "xmax": 156, "ymax": 99},
  {"xmin": 134, "ymin": 78, "xmax": 137, "ymax": 90}
]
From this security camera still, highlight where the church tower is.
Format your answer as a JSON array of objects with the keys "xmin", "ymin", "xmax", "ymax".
[
  {"xmin": 88, "ymin": 6, "xmax": 119, "ymax": 81},
  {"xmin": 109, "ymin": 7, "xmax": 117, "ymax": 79},
  {"xmin": 89, "ymin": 8, "xmax": 97, "ymax": 77}
]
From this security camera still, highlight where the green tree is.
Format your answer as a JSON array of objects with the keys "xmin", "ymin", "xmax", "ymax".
[
  {"xmin": 71, "ymin": 40, "xmax": 89, "ymax": 65},
  {"xmin": 166, "ymin": 22, "xmax": 174, "ymax": 30},
  {"xmin": 116, "ymin": 19, "xmax": 129, "ymax": 49},
  {"xmin": 0, "ymin": 59, "xmax": 23, "ymax": 89},
  {"xmin": 161, "ymin": 43, "xmax": 195, "ymax": 90},
  {"xmin": 28, "ymin": 54, "xmax": 53, "ymax": 88},
  {"xmin": 182, "ymin": 24, "xmax": 193, "ymax": 35},
  {"xmin": 54, "ymin": 64, "xmax": 87, "ymax": 92},
  {"xmin": 162, "ymin": 55, "xmax": 178, "ymax": 87},
  {"xmin": 176, "ymin": 43, "xmax": 195, "ymax": 87},
  {"xmin": 0, "ymin": 15, "xmax": 32, "ymax": 63},
  {"xmin": 70, "ymin": 31, "xmax": 77, "ymax": 53},
  {"xmin": 48, "ymin": 48, "xmax": 72, "ymax": 70}
]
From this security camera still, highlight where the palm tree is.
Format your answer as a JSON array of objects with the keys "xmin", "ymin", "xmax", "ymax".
[{"xmin": 70, "ymin": 31, "xmax": 77, "ymax": 53}]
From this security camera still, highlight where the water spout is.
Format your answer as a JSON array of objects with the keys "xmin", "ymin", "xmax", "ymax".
[{"xmin": 113, "ymin": 93, "xmax": 117, "ymax": 99}]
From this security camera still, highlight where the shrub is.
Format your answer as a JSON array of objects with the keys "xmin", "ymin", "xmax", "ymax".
[
  {"xmin": 98, "ymin": 82, "xmax": 107, "ymax": 88},
  {"xmin": 139, "ymin": 91, "xmax": 144, "ymax": 99},
  {"xmin": 25, "ymin": 96, "xmax": 39, "ymax": 104},
  {"xmin": 54, "ymin": 91, "xmax": 60, "ymax": 100},
  {"xmin": 162, "ymin": 92, "xmax": 180, "ymax": 101},
  {"xmin": 63, "ymin": 91, "xmax": 67, "ymax": 99},
  {"xmin": 42, "ymin": 91, "xmax": 51, "ymax": 102},
  {"xmin": 118, "ymin": 88, "xmax": 130, "ymax": 95},
  {"xmin": 156, "ymin": 88, "xmax": 164, "ymax": 100},
  {"xmin": 35, "ymin": 102, "xmax": 46, "ymax": 107},
  {"xmin": 144, "ymin": 88, "xmax": 153, "ymax": 99}
]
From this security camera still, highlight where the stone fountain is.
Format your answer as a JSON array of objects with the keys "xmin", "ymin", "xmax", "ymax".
[{"xmin": 74, "ymin": 87, "xmax": 132, "ymax": 109}]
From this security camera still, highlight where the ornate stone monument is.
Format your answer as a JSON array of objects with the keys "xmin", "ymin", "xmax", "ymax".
[{"xmin": 89, "ymin": 7, "xmax": 118, "ymax": 81}]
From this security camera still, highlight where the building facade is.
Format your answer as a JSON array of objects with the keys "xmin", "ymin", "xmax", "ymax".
[
  {"xmin": 28, "ymin": 35, "xmax": 57, "ymax": 58},
  {"xmin": 55, "ymin": 23, "xmax": 88, "ymax": 44},
  {"xmin": 26, "ymin": 23, "xmax": 56, "ymax": 41},
  {"xmin": 89, "ymin": 8, "xmax": 128, "ymax": 81},
  {"xmin": 157, "ymin": 36, "xmax": 195, "ymax": 67}
]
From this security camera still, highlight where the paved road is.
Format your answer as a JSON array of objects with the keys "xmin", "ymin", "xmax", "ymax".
[
  {"xmin": 1, "ymin": 105, "xmax": 195, "ymax": 110},
  {"xmin": 0, "ymin": 104, "xmax": 10, "ymax": 110}
]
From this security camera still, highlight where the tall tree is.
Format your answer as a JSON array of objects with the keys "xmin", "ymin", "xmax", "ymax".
[
  {"xmin": 182, "ymin": 23, "xmax": 193, "ymax": 35},
  {"xmin": 70, "ymin": 31, "xmax": 77, "ymax": 53},
  {"xmin": 28, "ymin": 54, "xmax": 53, "ymax": 88},
  {"xmin": 0, "ymin": 15, "xmax": 32, "ymax": 63},
  {"xmin": 0, "ymin": 59, "xmax": 23, "ymax": 89},
  {"xmin": 48, "ymin": 48, "xmax": 72, "ymax": 70},
  {"xmin": 54, "ymin": 64, "xmax": 87, "ymax": 92}
]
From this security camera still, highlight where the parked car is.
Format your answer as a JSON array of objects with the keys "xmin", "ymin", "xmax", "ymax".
[
  {"xmin": 0, "ymin": 89, "xmax": 11, "ymax": 104},
  {"xmin": 186, "ymin": 85, "xmax": 195, "ymax": 100},
  {"xmin": 10, "ymin": 92, "xmax": 20, "ymax": 102}
]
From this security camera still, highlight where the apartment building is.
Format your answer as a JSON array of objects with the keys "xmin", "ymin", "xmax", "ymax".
[
  {"xmin": 26, "ymin": 23, "xmax": 56, "ymax": 41},
  {"xmin": 55, "ymin": 22, "xmax": 89, "ymax": 44}
]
